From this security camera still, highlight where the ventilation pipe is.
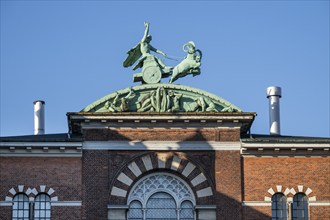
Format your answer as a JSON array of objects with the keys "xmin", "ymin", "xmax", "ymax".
[
  {"xmin": 34, "ymin": 100, "xmax": 45, "ymax": 135},
  {"xmin": 266, "ymin": 86, "xmax": 281, "ymax": 135}
]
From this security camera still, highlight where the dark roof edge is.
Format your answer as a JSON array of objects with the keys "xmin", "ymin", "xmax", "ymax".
[
  {"xmin": 0, "ymin": 133, "xmax": 82, "ymax": 142},
  {"xmin": 241, "ymin": 133, "xmax": 330, "ymax": 143}
]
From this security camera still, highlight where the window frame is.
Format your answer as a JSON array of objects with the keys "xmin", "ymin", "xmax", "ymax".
[
  {"xmin": 127, "ymin": 172, "xmax": 196, "ymax": 220},
  {"xmin": 292, "ymin": 193, "xmax": 309, "ymax": 220},
  {"xmin": 12, "ymin": 193, "xmax": 30, "ymax": 220},
  {"xmin": 33, "ymin": 193, "xmax": 51, "ymax": 220},
  {"xmin": 271, "ymin": 193, "xmax": 288, "ymax": 220}
]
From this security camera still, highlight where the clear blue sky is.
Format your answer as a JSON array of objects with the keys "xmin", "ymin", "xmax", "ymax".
[{"xmin": 1, "ymin": 0, "xmax": 329, "ymax": 137}]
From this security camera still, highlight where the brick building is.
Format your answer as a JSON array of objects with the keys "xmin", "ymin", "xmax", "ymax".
[{"xmin": 0, "ymin": 83, "xmax": 329, "ymax": 220}]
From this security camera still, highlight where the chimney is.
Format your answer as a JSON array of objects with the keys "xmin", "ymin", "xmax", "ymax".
[
  {"xmin": 266, "ymin": 86, "xmax": 281, "ymax": 135},
  {"xmin": 33, "ymin": 100, "xmax": 45, "ymax": 135}
]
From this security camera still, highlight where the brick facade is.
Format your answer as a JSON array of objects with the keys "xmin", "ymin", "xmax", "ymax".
[
  {"xmin": 1, "ymin": 112, "xmax": 329, "ymax": 220},
  {"xmin": 0, "ymin": 157, "xmax": 82, "ymax": 219}
]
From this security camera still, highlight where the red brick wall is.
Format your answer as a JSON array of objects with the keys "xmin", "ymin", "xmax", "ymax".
[
  {"xmin": 242, "ymin": 206, "xmax": 271, "ymax": 220},
  {"xmin": 215, "ymin": 150, "xmax": 243, "ymax": 220},
  {"xmin": 310, "ymin": 206, "xmax": 330, "ymax": 220},
  {"xmin": 83, "ymin": 127, "xmax": 240, "ymax": 142},
  {"xmin": 0, "ymin": 156, "xmax": 82, "ymax": 219},
  {"xmin": 243, "ymin": 157, "xmax": 330, "ymax": 219},
  {"xmin": 0, "ymin": 207, "xmax": 11, "ymax": 220}
]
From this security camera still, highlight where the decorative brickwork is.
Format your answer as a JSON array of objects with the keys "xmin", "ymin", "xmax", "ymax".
[{"xmin": 107, "ymin": 151, "xmax": 215, "ymax": 205}]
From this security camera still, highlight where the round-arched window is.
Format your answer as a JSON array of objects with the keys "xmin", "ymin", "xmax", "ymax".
[{"xmin": 127, "ymin": 172, "xmax": 195, "ymax": 220}]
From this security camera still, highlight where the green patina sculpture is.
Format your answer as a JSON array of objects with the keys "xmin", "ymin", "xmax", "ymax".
[
  {"xmin": 80, "ymin": 22, "xmax": 243, "ymax": 113},
  {"xmin": 123, "ymin": 22, "xmax": 202, "ymax": 84},
  {"xmin": 123, "ymin": 22, "xmax": 172, "ymax": 84},
  {"xmin": 82, "ymin": 84, "xmax": 241, "ymax": 113},
  {"xmin": 170, "ymin": 41, "xmax": 202, "ymax": 83}
]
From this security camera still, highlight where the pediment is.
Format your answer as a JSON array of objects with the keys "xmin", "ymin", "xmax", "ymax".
[{"xmin": 81, "ymin": 84, "xmax": 241, "ymax": 113}]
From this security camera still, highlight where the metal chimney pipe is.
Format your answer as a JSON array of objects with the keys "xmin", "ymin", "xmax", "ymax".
[
  {"xmin": 33, "ymin": 100, "xmax": 45, "ymax": 135},
  {"xmin": 266, "ymin": 86, "xmax": 281, "ymax": 135}
]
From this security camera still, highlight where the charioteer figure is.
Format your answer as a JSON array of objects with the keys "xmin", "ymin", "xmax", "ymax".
[
  {"xmin": 123, "ymin": 22, "xmax": 172, "ymax": 84},
  {"xmin": 123, "ymin": 22, "xmax": 202, "ymax": 84}
]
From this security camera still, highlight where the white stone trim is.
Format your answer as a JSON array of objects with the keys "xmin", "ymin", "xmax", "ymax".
[
  {"xmin": 267, "ymin": 188, "xmax": 275, "ymax": 195},
  {"xmin": 157, "ymin": 153, "xmax": 166, "ymax": 168},
  {"xmin": 117, "ymin": 172, "xmax": 133, "ymax": 186},
  {"xmin": 0, "ymin": 142, "xmax": 82, "ymax": 147},
  {"xmin": 83, "ymin": 141, "xmax": 240, "ymax": 151},
  {"xmin": 18, "ymin": 185, "xmax": 24, "ymax": 192},
  {"xmin": 276, "ymin": 185, "xmax": 282, "ymax": 192},
  {"xmin": 26, "ymin": 188, "xmax": 32, "ymax": 195},
  {"xmin": 51, "ymin": 201, "xmax": 82, "ymax": 206},
  {"xmin": 0, "ymin": 153, "xmax": 82, "ymax": 157},
  {"xmin": 244, "ymin": 200, "xmax": 330, "ymax": 207},
  {"xmin": 284, "ymin": 188, "xmax": 291, "ymax": 195},
  {"xmin": 107, "ymin": 205, "xmax": 129, "ymax": 209},
  {"xmin": 242, "ymin": 142, "xmax": 330, "ymax": 148},
  {"xmin": 305, "ymin": 187, "xmax": 312, "ymax": 195},
  {"xmin": 191, "ymin": 173, "xmax": 207, "ymax": 187},
  {"xmin": 265, "ymin": 185, "xmax": 317, "ymax": 202},
  {"xmin": 31, "ymin": 188, "xmax": 38, "ymax": 195},
  {"xmin": 171, "ymin": 156, "xmax": 181, "ymax": 171},
  {"xmin": 196, "ymin": 187, "xmax": 213, "ymax": 198},
  {"xmin": 71, "ymin": 114, "xmax": 253, "ymax": 121},
  {"xmin": 290, "ymin": 188, "xmax": 296, "ymax": 195},
  {"xmin": 309, "ymin": 201, "xmax": 330, "ymax": 206},
  {"xmin": 5, "ymin": 196, "xmax": 13, "ymax": 201},
  {"xmin": 48, "ymin": 188, "xmax": 55, "ymax": 195},
  {"xmin": 128, "ymin": 162, "xmax": 142, "ymax": 177},
  {"xmin": 9, "ymin": 188, "xmax": 16, "ymax": 195},
  {"xmin": 0, "ymin": 200, "xmax": 81, "ymax": 207},
  {"xmin": 51, "ymin": 196, "xmax": 58, "ymax": 202},
  {"xmin": 242, "ymin": 201, "xmax": 271, "ymax": 206},
  {"xmin": 142, "ymin": 155, "xmax": 153, "ymax": 171},
  {"xmin": 264, "ymin": 196, "xmax": 271, "ymax": 202},
  {"xmin": 309, "ymin": 196, "xmax": 316, "ymax": 202},
  {"xmin": 111, "ymin": 187, "xmax": 127, "ymax": 198},
  {"xmin": 40, "ymin": 185, "xmax": 46, "ymax": 193},
  {"xmin": 182, "ymin": 162, "xmax": 196, "ymax": 177},
  {"xmin": 0, "ymin": 201, "xmax": 12, "ymax": 206}
]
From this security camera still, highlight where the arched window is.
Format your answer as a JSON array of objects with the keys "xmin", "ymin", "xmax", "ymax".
[
  {"xmin": 271, "ymin": 193, "xmax": 287, "ymax": 220},
  {"xmin": 127, "ymin": 172, "xmax": 195, "ymax": 220},
  {"xmin": 292, "ymin": 193, "xmax": 308, "ymax": 220},
  {"xmin": 128, "ymin": 200, "xmax": 143, "ymax": 220},
  {"xmin": 146, "ymin": 192, "xmax": 176, "ymax": 219},
  {"xmin": 180, "ymin": 200, "xmax": 194, "ymax": 220},
  {"xmin": 34, "ymin": 193, "xmax": 51, "ymax": 220},
  {"xmin": 12, "ymin": 193, "xmax": 29, "ymax": 220}
]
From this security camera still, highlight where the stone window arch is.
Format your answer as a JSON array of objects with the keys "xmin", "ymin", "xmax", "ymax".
[{"xmin": 127, "ymin": 172, "xmax": 195, "ymax": 220}]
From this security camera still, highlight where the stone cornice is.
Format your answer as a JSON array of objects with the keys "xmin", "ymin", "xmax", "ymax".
[{"xmin": 67, "ymin": 112, "xmax": 256, "ymax": 135}]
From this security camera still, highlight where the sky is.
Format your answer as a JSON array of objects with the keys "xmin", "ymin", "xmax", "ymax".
[{"xmin": 0, "ymin": 0, "xmax": 329, "ymax": 138}]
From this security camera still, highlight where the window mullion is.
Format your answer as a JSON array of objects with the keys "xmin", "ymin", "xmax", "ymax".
[{"xmin": 29, "ymin": 201, "xmax": 34, "ymax": 220}]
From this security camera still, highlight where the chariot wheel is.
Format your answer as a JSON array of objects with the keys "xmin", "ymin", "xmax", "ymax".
[{"xmin": 142, "ymin": 66, "xmax": 162, "ymax": 84}]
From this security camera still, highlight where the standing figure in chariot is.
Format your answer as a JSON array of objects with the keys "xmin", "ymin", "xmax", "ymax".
[{"xmin": 123, "ymin": 22, "xmax": 172, "ymax": 84}]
